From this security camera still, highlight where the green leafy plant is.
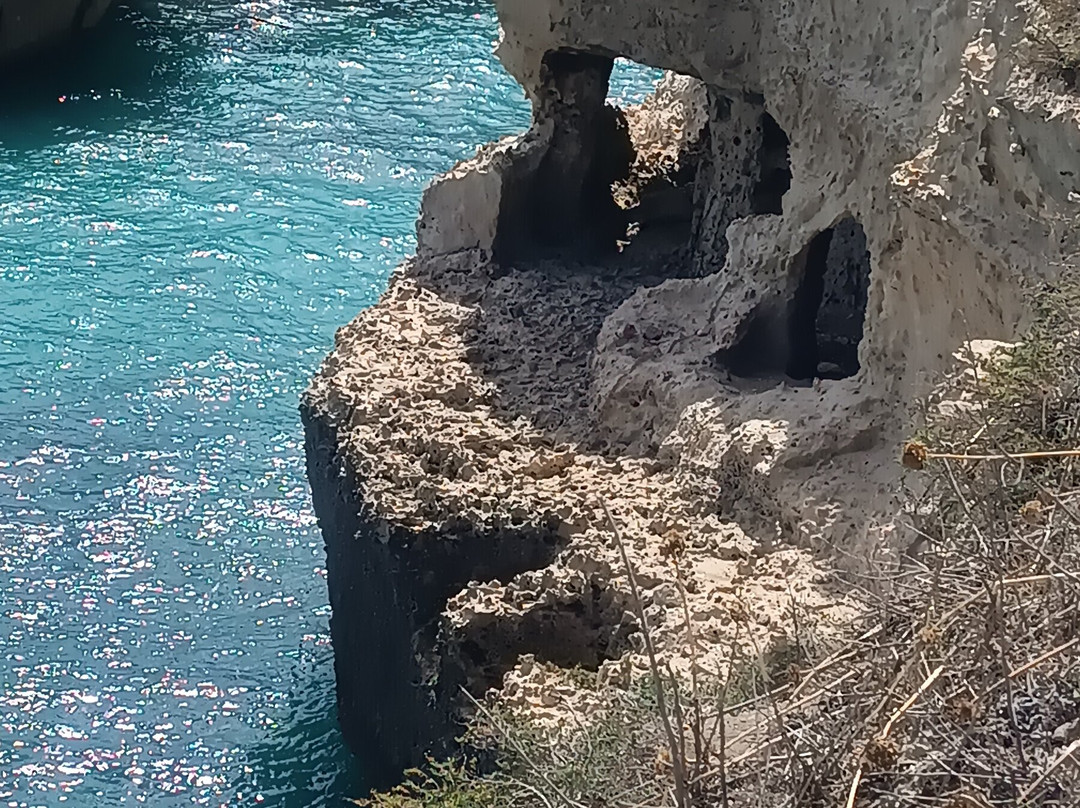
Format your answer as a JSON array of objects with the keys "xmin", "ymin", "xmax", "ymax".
[{"xmin": 352, "ymin": 758, "xmax": 496, "ymax": 808}]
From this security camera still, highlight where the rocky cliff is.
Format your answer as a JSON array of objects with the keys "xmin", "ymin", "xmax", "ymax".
[
  {"xmin": 302, "ymin": 0, "xmax": 1080, "ymax": 784},
  {"xmin": 0, "ymin": 0, "xmax": 112, "ymax": 60}
]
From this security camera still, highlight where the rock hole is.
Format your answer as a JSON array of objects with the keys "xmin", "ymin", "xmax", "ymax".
[
  {"xmin": 612, "ymin": 66, "xmax": 706, "ymax": 265},
  {"xmin": 753, "ymin": 112, "xmax": 792, "ymax": 214},
  {"xmin": 497, "ymin": 55, "xmax": 796, "ymax": 280},
  {"xmin": 690, "ymin": 93, "xmax": 793, "ymax": 275},
  {"xmin": 452, "ymin": 583, "xmax": 636, "ymax": 696},
  {"xmin": 719, "ymin": 217, "xmax": 871, "ymax": 384},
  {"xmin": 494, "ymin": 49, "xmax": 634, "ymax": 262},
  {"xmin": 787, "ymin": 218, "xmax": 871, "ymax": 381},
  {"xmin": 497, "ymin": 51, "xmax": 711, "ymax": 271}
]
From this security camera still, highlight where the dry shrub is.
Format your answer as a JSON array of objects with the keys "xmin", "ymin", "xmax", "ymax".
[
  {"xmin": 350, "ymin": 759, "xmax": 498, "ymax": 808},
  {"xmin": 356, "ymin": 672, "xmax": 718, "ymax": 808},
  {"xmin": 719, "ymin": 279, "xmax": 1080, "ymax": 806}
]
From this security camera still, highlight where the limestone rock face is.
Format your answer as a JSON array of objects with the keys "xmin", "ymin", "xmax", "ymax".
[
  {"xmin": 0, "ymin": 0, "xmax": 112, "ymax": 60},
  {"xmin": 304, "ymin": 0, "xmax": 1080, "ymax": 782}
]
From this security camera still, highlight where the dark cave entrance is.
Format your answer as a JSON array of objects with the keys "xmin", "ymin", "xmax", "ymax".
[
  {"xmin": 720, "ymin": 217, "xmax": 871, "ymax": 383},
  {"xmin": 752, "ymin": 111, "xmax": 792, "ymax": 215},
  {"xmin": 493, "ymin": 51, "xmax": 795, "ymax": 275},
  {"xmin": 521, "ymin": 50, "xmax": 635, "ymax": 259},
  {"xmin": 789, "ymin": 217, "xmax": 871, "ymax": 380},
  {"xmin": 491, "ymin": 49, "xmax": 637, "ymax": 264}
]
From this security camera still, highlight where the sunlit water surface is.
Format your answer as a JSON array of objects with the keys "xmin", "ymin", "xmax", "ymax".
[{"xmin": 0, "ymin": 2, "xmax": 659, "ymax": 805}]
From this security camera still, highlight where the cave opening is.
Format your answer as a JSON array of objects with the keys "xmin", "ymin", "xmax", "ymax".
[
  {"xmin": 495, "ymin": 50, "xmax": 797, "ymax": 283},
  {"xmin": 489, "ymin": 49, "xmax": 636, "ymax": 264},
  {"xmin": 720, "ymin": 217, "xmax": 871, "ymax": 384},
  {"xmin": 753, "ymin": 111, "xmax": 792, "ymax": 215},
  {"xmin": 788, "ymin": 217, "xmax": 872, "ymax": 381},
  {"xmin": 518, "ymin": 50, "xmax": 634, "ymax": 260},
  {"xmin": 494, "ymin": 50, "xmax": 707, "ymax": 268}
]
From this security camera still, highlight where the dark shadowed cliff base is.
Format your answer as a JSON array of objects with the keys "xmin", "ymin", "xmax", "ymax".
[
  {"xmin": 303, "ymin": 409, "xmax": 578, "ymax": 785},
  {"xmin": 0, "ymin": 0, "xmax": 113, "ymax": 61}
]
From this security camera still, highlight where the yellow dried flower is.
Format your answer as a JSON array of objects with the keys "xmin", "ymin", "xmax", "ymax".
[
  {"xmin": 1019, "ymin": 499, "xmax": 1044, "ymax": 525},
  {"xmin": 902, "ymin": 441, "xmax": 929, "ymax": 470},
  {"xmin": 918, "ymin": 624, "xmax": 942, "ymax": 646}
]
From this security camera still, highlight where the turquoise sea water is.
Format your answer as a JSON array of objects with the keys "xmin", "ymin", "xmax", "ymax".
[{"xmin": 0, "ymin": 3, "xmax": 659, "ymax": 805}]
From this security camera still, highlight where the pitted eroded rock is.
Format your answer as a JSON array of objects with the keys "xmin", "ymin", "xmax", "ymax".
[{"xmin": 304, "ymin": 0, "xmax": 1080, "ymax": 780}]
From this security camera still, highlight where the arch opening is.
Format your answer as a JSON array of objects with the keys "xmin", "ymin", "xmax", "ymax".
[{"xmin": 492, "ymin": 51, "xmax": 794, "ymax": 277}]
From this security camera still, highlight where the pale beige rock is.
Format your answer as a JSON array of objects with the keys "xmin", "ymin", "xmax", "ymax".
[{"xmin": 305, "ymin": 0, "xmax": 1080, "ymax": 761}]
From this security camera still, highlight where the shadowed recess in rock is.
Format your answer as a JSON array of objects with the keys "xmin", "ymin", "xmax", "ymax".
[
  {"xmin": 690, "ymin": 91, "xmax": 794, "ymax": 275},
  {"xmin": 491, "ymin": 53, "xmax": 795, "ymax": 279},
  {"xmin": 753, "ymin": 111, "xmax": 793, "ymax": 215},
  {"xmin": 719, "ymin": 217, "xmax": 872, "ymax": 383},
  {"xmin": 528, "ymin": 50, "xmax": 632, "ymax": 257},
  {"xmin": 492, "ymin": 49, "xmax": 632, "ymax": 263},
  {"xmin": 494, "ymin": 52, "xmax": 700, "ymax": 268},
  {"xmin": 789, "ymin": 217, "xmax": 872, "ymax": 380},
  {"xmin": 452, "ymin": 583, "xmax": 636, "ymax": 695}
]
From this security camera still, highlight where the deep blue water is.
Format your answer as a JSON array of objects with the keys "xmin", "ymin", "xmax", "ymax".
[{"xmin": 0, "ymin": 3, "xmax": 658, "ymax": 805}]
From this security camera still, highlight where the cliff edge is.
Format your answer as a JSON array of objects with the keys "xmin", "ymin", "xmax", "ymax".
[{"xmin": 303, "ymin": 0, "xmax": 1080, "ymax": 786}]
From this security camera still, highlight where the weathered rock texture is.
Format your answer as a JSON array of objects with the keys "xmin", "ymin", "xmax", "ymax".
[
  {"xmin": 0, "ymin": 0, "xmax": 112, "ymax": 61},
  {"xmin": 303, "ymin": 0, "xmax": 1080, "ymax": 784}
]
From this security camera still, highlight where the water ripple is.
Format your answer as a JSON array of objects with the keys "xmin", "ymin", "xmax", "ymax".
[{"xmin": 0, "ymin": 1, "xmax": 659, "ymax": 804}]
